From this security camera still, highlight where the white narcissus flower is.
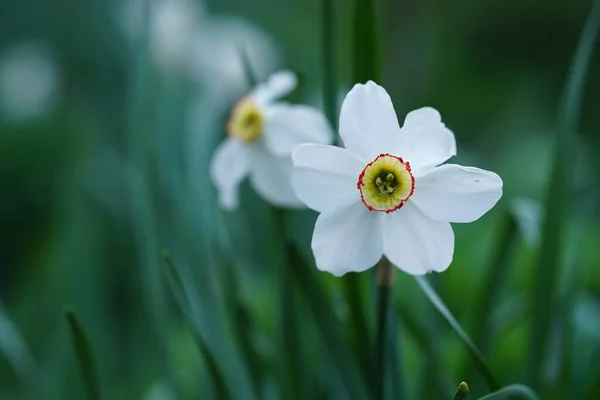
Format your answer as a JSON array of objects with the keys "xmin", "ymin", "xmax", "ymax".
[
  {"xmin": 210, "ymin": 71, "xmax": 333, "ymax": 210},
  {"xmin": 292, "ymin": 81, "xmax": 503, "ymax": 276}
]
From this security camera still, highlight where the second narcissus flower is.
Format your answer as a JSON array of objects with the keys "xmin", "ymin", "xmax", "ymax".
[
  {"xmin": 210, "ymin": 70, "xmax": 332, "ymax": 210},
  {"xmin": 292, "ymin": 81, "xmax": 503, "ymax": 276}
]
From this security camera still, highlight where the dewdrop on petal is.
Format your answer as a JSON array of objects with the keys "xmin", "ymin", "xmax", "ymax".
[
  {"xmin": 292, "ymin": 81, "xmax": 503, "ymax": 276},
  {"xmin": 210, "ymin": 70, "xmax": 333, "ymax": 210}
]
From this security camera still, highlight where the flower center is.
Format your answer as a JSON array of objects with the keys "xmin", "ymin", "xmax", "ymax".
[
  {"xmin": 357, "ymin": 153, "xmax": 415, "ymax": 213},
  {"xmin": 227, "ymin": 97, "xmax": 264, "ymax": 142}
]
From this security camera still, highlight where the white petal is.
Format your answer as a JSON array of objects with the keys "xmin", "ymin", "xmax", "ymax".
[
  {"xmin": 209, "ymin": 138, "xmax": 249, "ymax": 210},
  {"xmin": 311, "ymin": 200, "xmax": 382, "ymax": 276},
  {"xmin": 412, "ymin": 164, "xmax": 503, "ymax": 223},
  {"xmin": 247, "ymin": 145, "xmax": 304, "ymax": 208},
  {"xmin": 398, "ymin": 107, "xmax": 456, "ymax": 172},
  {"xmin": 263, "ymin": 103, "xmax": 333, "ymax": 157},
  {"xmin": 338, "ymin": 81, "xmax": 402, "ymax": 161},
  {"xmin": 249, "ymin": 70, "xmax": 298, "ymax": 106},
  {"xmin": 292, "ymin": 144, "xmax": 363, "ymax": 213},
  {"xmin": 382, "ymin": 202, "xmax": 454, "ymax": 275}
]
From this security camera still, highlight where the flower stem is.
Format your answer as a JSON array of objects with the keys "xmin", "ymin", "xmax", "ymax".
[
  {"xmin": 271, "ymin": 207, "xmax": 303, "ymax": 399},
  {"xmin": 374, "ymin": 257, "xmax": 395, "ymax": 400},
  {"xmin": 322, "ymin": 0, "xmax": 337, "ymax": 130}
]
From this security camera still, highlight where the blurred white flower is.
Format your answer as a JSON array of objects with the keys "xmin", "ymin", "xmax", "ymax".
[
  {"xmin": 0, "ymin": 41, "xmax": 60, "ymax": 123},
  {"xmin": 119, "ymin": 0, "xmax": 278, "ymax": 100},
  {"xmin": 150, "ymin": 0, "xmax": 200, "ymax": 71},
  {"xmin": 210, "ymin": 70, "xmax": 332, "ymax": 210},
  {"xmin": 292, "ymin": 81, "xmax": 503, "ymax": 276},
  {"xmin": 190, "ymin": 15, "xmax": 279, "ymax": 102},
  {"xmin": 119, "ymin": 0, "xmax": 202, "ymax": 71}
]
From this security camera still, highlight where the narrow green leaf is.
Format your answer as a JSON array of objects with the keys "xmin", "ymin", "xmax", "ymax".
[
  {"xmin": 353, "ymin": 0, "xmax": 380, "ymax": 83},
  {"xmin": 217, "ymin": 248, "xmax": 263, "ymax": 398},
  {"xmin": 0, "ymin": 301, "xmax": 37, "ymax": 385},
  {"xmin": 476, "ymin": 384, "xmax": 539, "ymax": 400},
  {"xmin": 529, "ymin": 0, "xmax": 600, "ymax": 385},
  {"xmin": 344, "ymin": 274, "xmax": 371, "ymax": 383},
  {"xmin": 65, "ymin": 307, "xmax": 102, "ymax": 400},
  {"xmin": 454, "ymin": 382, "xmax": 470, "ymax": 400},
  {"xmin": 414, "ymin": 276, "xmax": 501, "ymax": 392},
  {"xmin": 239, "ymin": 44, "xmax": 258, "ymax": 88},
  {"xmin": 322, "ymin": 0, "xmax": 338, "ymax": 129},
  {"xmin": 395, "ymin": 299, "xmax": 454, "ymax": 396},
  {"xmin": 347, "ymin": 0, "xmax": 380, "ymax": 384},
  {"xmin": 271, "ymin": 207, "xmax": 304, "ymax": 399},
  {"xmin": 289, "ymin": 244, "xmax": 369, "ymax": 399},
  {"xmin": 467, "ymin": 212, "xmax": 519, "ymax": 378},
  {"xmin": 161, "ymin": 251, "xmax": 231, "ymax": 399},
  {"xmin": 386, "ymin": 314, "xmax": 402, "ymax": 400}
]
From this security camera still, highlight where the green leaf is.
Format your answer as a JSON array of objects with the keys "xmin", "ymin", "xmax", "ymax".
[
  {"xmin": 476, "ymin": 384, "xmax": 539, "ymax": 400},
  {"xmin": 395, "ymin": 299, "xmax": 454, "ymax": 396},
  {"xmin": 414, "ymin": 276, "xmax": 501, "ymax": 392},
  {"xmin": 343, "ymin": 274, "xmax": 371, "ymax": 384},
  {"xmin": 65, "ymin": 307, "xmax": 102, "ymax": 400},
  {"xmin": 472, "ymin": 213, "xmax": 519, "ymax": 353},
  {"xmin": 217, "ymin": 248, "xmax": 264, "ymax": 398},
  {"xmin": 271, "ymin": 207, "xmax": 305, "ymax": 399},
  {"xmin": 161, "ymin": 250, "xmax": 231, "ymax": 399},
  {"xmin": 289, "ymin": 244, "xmax": 369, "ymax": 399},
  {"xmin": 346, "ymin": 0, "xmax": 380, "ymax": 384},
  {"xmin": 322, "ymin": 0, "xmax": 338, "ymax": 129},
  {"xmin": 528, "ymin": 0, "xmax": 600, "ymax": 386},
  {"xmin": 239, "ymin": 44, "xmax": 258, "ymax": 89},
  {"xmin": 454, "ymin": 382, "xmax": 470, "ymax": 400},
  {"xmin": 0, "ymin": 300, "xmax": 37, "ymax": 384},
  {"xmin": 353, "ymin": 0, "xmax": 380, "ymax": 83}
]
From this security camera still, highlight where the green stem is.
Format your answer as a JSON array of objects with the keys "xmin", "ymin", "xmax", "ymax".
[
  {"xmin": 475, "ymin": 384, "xmax": 539, "ymax": 400},
  {"xmin": 374, "ymin": 258, "xmax": 394, "ymax": 400},
  {"xmin": 272, "ymin": 207, "xmax": 303, "ymax": 399},
  {"xmin": 322, "ymin": 0, "xmax": 337, "ymax": 129},
  {"xmin": 414, "ymin": 276, "xmax": 501, "ymax": 392},
  {"xmin": 65, "ymin": 307, "xmax": 102, "ymax": 400},
  {"xmin": 529, "ymin": 0, "xmax": 600, "ymax": 386},
  {"xmin": 289, "ymin": 245, "xmax": 369, "ymax": 398},
  {"xmin": 472, "ymin": 214, "xmax": 518, "ymax": 354}
]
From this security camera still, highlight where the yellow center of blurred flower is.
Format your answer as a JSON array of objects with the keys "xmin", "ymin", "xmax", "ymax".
[
  {"xmin": 357, "ymin": 153, "xmax": 415, "ymax": 213},
  {"xmin": 227, "ymin": 97, "xmax": 264, "ymax": 142}
]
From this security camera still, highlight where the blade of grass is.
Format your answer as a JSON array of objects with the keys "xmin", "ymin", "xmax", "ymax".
[
  {"xmin": 353, "ymin": 0, "xmax": 380, "ymax": 83},
  {"xmin": 395, "ymin": 299, "xmax": 455, "ymax": 396},
  {"xmin": 289, "ymin": 244, "xmax": 369, "ymax": 399},
  {"xmin": 414, "ymin": 276, "xmax": 501, "ymax": 392},
  {"xmin": 161, "ymin": 250, "xmax": 231, "ymax": 399},
  {"xmin": 472, "ymin": 213, "xmax": 518, "ymax": 354},
  {"xmin": 387, "ymin": 313, "xmax": 401, "ymax": 400},
  {"xmin": 374, "ymin": 258, "xmax": 394, "ymax": 400},
  {"xmin": 271, "ymin": 207, "xmax": 304, "ymax": 400},
  {"xmin": 349, "ymin": 0, "xmax": 381, "ymax": 388},
  {"xmin": 528, "ymin": 0, "xmax": 600, "ymax": 386},
  {"xmin": 475, "ymin": 385, "xmax": 539, "ymax": 400},
  {"xmin": 65, "ymin": 307, "xmax": 102, "ymax": 400},
  {"xmin": 239, "ymin": 44, "xmax": 258, "ymax": 88},
  {"xmin": 0, "ymin": 300, "xmax": 37, "ymax": 385},
  {"xmin": 322, "ymin": 0, "xmax": 338, "ymax": 129},
  {"xmin": 217, "ymin": 247, "xmax": 263, "ymax": 398}
]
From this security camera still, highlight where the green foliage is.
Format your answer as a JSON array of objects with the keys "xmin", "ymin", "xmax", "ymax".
[
  {"xmin": 1, "ymin": 0, "xmax": 600, "ymax": 399},
  {"xmin": 65, "ymin": 308, "xmax": 102, "ymax": 400}
]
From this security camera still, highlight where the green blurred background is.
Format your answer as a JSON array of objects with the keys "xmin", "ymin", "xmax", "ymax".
[{"xmin": 1, "ymin": 0, "xmax": 599, "ymax": 399}]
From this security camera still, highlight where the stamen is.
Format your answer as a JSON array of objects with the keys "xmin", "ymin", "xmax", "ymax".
[
  {"xmin": 227, "ymin": 97, "xmax": 264, "ymax": 142},
  {"xmin": 357, "ymin": 153, "xmax": 415, "ymax": 213}
]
